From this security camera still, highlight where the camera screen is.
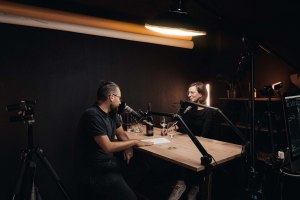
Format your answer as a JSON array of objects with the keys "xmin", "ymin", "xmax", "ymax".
[{"xmin": 285, "ymin": 94, "xmax": 300, "ymax": 159}]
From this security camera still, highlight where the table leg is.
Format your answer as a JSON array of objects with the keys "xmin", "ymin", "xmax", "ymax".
[{"xmin": 201, "ymin": 172, "xmax": 213, "ymax": 200}]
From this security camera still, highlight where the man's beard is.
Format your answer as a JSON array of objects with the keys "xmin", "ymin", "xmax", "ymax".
[{"xmin": 110, "ymin": 104, "xmax": 119, "ymax": 114}]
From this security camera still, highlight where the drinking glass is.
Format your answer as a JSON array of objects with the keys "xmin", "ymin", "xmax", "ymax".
[
  {"xmin": 133, "ymin": 122, "xmax": 143, "ymax": 135},
  {"xmin": 167, "ymin": 121, "xmax": 178, "ymax": 150},
  {"xmin": 160, "ymin": 116, "xmax": 167, "ymax": 136}
]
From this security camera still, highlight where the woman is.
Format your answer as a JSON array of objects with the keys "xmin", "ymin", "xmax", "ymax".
[
  {"xmin": 179, "ymin": 81, "xmax": 217, "ymax": 138},
  {"xmin": 169, "ymin": 81, "xmax": 217, "ymax": 200}
]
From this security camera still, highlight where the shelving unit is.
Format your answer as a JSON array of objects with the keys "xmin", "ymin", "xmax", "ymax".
[{"xmin": 217, "ymin": 97, "xmax": 287, "ymax": 155}]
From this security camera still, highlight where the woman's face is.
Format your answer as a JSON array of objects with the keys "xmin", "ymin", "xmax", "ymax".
[{"xmin": 187, "ymin": 86, "xmax": 202, "ymax": 102}]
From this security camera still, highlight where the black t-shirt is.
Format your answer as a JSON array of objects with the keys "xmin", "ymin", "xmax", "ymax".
[
  {"xmin": 77, "ymin": 105, "xmax": 122, "ymax": 168},
  {"xmin": 179, "ymin": 106, "xmax": 217, "ymax": 138}
]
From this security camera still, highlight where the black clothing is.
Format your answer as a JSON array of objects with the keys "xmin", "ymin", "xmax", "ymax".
[
  {"xmin": 76, "ymin": 104, "xmax": 137, "ymax": 200},
  {"xmin": 175, "ymin": 104, "xmax": 218, "ymax": 186},
  {"xmin": 179, "ymin": 105, "xmax": 218, "ymax": 138},
  {"xmin": 78, "ymin": 105, "xmax": 121, "ymax": 168}
]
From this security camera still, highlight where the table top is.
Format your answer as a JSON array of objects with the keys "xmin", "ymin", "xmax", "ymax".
[{"xmin": 127, "ymin": 126, "xmax": 243, "ymax": 172}]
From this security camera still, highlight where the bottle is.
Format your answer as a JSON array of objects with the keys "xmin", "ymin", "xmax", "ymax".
[
  {"xmin": 146, "ymin": 103, "xmax": 154, "ymax": 136},
  {"xmin": 123, "ymin": 113, "xmax": 133, "ymax": 132}
]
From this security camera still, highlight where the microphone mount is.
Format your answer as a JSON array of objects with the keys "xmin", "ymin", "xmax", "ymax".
[
  {"xmin": 148, "ymin": 111, "xmax": 213, "ymax": 167},
  {"xmin": 118, "ymin": 101, "xmax": 153, "ymax": 126},
  {"xmin": 180, "ymin": 100, "xmax": 249, "ymax": 164},
  {"xmin": 180, "ymin": 100, "xmax": 247, "ymax": 144}
]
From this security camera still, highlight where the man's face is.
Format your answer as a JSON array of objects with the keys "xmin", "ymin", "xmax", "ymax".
[
  {"xmin": 110, "ymin": 87, "xmax": 122, "ymax": 111},
  {"xmin": 187, "ymin": 86, "xmax": 202, "ymax": 102}
]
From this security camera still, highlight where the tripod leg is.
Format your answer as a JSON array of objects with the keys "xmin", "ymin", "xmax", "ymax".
[
  {"xmin": 12, "ymin": 150, "xmax": 29, "ymax": 200},
  {"xmin": 35, "ymin": 148, "xmax": 71, "ymax": 200},
  {"xmin": 31, "ymin": 180, "xmax": 43, "ymax": 200},
  {"xmin": 12, "ymin": 149, "xmax": 39, "ymax": 200}
]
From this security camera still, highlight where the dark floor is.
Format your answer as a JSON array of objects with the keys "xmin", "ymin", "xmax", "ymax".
[
  {"xmin": 123, "ymin": 152, "xmax": 299, "ymax": 200},
  {"xmin": 123, "ymin": 152, "xmax": 247, "ymax": 200}
]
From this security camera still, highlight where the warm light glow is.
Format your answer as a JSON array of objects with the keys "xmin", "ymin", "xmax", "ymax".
[
  {"xmin": 0, "ymin": 1, "xmax": 194, "ymax": 49},
  {"xmin": 145, "ymin": 24, "xmax": 206, "ymax": 37},
  {"xmin": 206, "ymin": 84, "xmax": 210, "ymax": 106},
  {"xmin": 272, "ymin": 81, "xmax": 283, "ymax": 90}
]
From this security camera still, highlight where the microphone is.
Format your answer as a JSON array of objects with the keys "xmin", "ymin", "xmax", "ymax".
[
  {"xmin": 183, "ymin": 106, "xmax": 192, "ymax": 115},
  {"xmin": 118, "ymin": 102, "xmax": 153, "ymax": 126},
  {"xmin": 180, "ymin": 100, "xmax": 210, "ymax": 109}
]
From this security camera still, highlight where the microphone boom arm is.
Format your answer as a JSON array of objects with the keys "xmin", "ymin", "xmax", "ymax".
[
  {"xmin": 180, "ymin": 101, "xmax": 247, "ymax": 144},
  {"xmin": 148, "ymin": 111, "xmax": 213, "ymax": 166}
]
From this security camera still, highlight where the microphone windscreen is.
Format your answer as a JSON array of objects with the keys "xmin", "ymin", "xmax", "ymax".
[
  {"xmin": 117, "ymin": 101, "xmax": 126, "ymax": 114},
  {"xmin": 183, "ymin": 106, "xmax": 192, "ymax": 114}
]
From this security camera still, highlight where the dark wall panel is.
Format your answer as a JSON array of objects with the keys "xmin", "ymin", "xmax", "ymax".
[
  {"xmin": 1, "ymin": 22, "xmax": 297, "ymax": 199},
  {"xmin": 0, "ymin": 24, "xmax": 208, "ymax": 199}
]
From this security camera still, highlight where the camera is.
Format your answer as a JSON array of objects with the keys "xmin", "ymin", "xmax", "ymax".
[
  {"xmin": 260, "ymin": 86, "xmax": 274, "ymax": 98},
  {"xmin": 6, "ymin": 100, "xmax": 36, "ymax": 112},
  {"xmin": 272, "ymin": 82, "xmax": 283, "ymax": 91},
  {"xmin": 6, "ymin": 100, "xmax": 36, "ymax": 123},
  {"xmin": 260, "ymin": 82, "xmax": 283, "ymax": 98}
]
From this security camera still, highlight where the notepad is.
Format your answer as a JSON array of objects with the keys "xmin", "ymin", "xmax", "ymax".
[{"xmin": 141, "ymin": 137, "xmax": 170, "ymax": 144}]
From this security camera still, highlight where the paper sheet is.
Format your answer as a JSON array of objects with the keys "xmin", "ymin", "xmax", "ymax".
[{"xmin": 141, "ymin": 137, "xmax": 170, "ymax": 144}]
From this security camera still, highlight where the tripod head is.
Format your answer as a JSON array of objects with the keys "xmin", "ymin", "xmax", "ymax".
[
  {"xmin": 6, "ymin": 100, "xmax": 37, "ymax": 148},
  {"xmin": 6, "ymin": 100, "xmax": 36, "ymax": 124}
]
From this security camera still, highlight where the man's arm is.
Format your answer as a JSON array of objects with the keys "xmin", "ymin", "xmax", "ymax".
[
  {"xmin": 115, "ymin": 125, "xmax": 130, "ymax": 141},
  {"xmin": 115, "ymin": 126, "xmax": 134, "ymax": 164},
  {"xmin": 93, "ymin": 126, "xmax": 153, "ymax": 154}
]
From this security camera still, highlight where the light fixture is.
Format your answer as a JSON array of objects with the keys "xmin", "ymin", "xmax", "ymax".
[
  {"xmin": 145, "ymin": 0, "xmax": 206, "ymax": 37},
  {"xmin": 0, "ymin": 1, "xmax": 194, "ymax": 49},
  {"xmin": 206, "ymin": 84, "xmax": 210, "ymax": 106}
]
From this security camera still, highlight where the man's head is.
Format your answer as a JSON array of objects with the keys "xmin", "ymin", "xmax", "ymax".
[{"xmin": 97, "ymin": 80, "xmax": 122, "ymax": 111}]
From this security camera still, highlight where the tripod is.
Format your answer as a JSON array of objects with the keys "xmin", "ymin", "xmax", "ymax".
[
  {"xmin": 265, "ymin": 95, "xmax": 277, "ymax": 161},
  {"xmin": 11, "ymin": 116, "xmax": 71, "ymax": 200}
]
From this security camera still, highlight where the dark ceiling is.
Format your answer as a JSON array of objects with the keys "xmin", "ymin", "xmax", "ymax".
[{"xmin": 10, "ymin": 0, "xmax": 300, "ymax": 70}]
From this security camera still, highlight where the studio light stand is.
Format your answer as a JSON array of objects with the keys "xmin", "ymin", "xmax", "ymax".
[
  {"xmin": 6, "ymin": 100, "xmax": 71, "ymax": 200},
  {"xmin": 238, "ymin": 36, "xmax": 265, "ymax": 200},
  {"xmin": 260, "ymin": 83, "xmax": 283, "ymax": 162},
  {"xmin": 240, "ymin": 36, "xmax": 292, "ymax": 200}
]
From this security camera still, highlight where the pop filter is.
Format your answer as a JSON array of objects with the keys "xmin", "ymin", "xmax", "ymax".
[
  {"xmin": 118, "ymin": 101, "xmax": 153, "ymax": 126},
  {"xmin": 117, "ymin": 101, "xmax": 126, "ymax": 114}
]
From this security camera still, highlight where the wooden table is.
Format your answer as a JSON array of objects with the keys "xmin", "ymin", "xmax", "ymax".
[{"xmin": 127, "ymin": 126, "xmax": 243, "ymax": 199}]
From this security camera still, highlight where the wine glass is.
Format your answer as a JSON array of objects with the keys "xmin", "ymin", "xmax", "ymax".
[
  {"xmin": 167, "ymin": 121, "xmax": 178, "ymax": 150},
  {"xmin": 160, "ymin": 116, "xmax": 167, "ymax": 136},
  {"xmin": 133, "ymin": 120, "xmax": 143, "ymax": 135}
]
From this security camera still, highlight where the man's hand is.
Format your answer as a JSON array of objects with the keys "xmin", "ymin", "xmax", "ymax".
[
  {"xmin": 123, "ymin": 140, "xmax": 153, "ymax": 164},
  {"xmin": 123, "ymin": 147, "xmax": 133, "ymax": 164},
  {"xmin": 135, "ymin": 140, "xmax": 154, "ymax": 147}
]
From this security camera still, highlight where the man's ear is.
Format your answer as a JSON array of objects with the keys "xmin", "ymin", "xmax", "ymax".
[{"xmin": 108, "ymin": 95, "xmax": 113, "ymax": 102}]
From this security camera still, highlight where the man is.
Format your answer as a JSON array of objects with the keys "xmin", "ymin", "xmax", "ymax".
[{"xmin": 77, "ymin": 80, "xmax": 153, "ymax": 200}]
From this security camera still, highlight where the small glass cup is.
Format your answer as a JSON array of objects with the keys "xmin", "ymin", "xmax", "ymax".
[
  {"xmin": 126, "ymin": 124, "xmax": 133, "ymax": 132},
  {"xmin": 133, "ymin": 123, "xmax": 143, "ymax": 135},
  {"xmin": 166, "ymin": 121, "xmax": 178, "ymax": 150}
]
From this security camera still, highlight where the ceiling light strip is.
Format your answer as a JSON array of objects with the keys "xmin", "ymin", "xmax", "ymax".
[
  {"xmin": 0, "ymin": 1, "xmax": 194, "ymax": 48},
  {"xmin": 0, "ymin": 12, "xmax": 194, "ymax": 49}
]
